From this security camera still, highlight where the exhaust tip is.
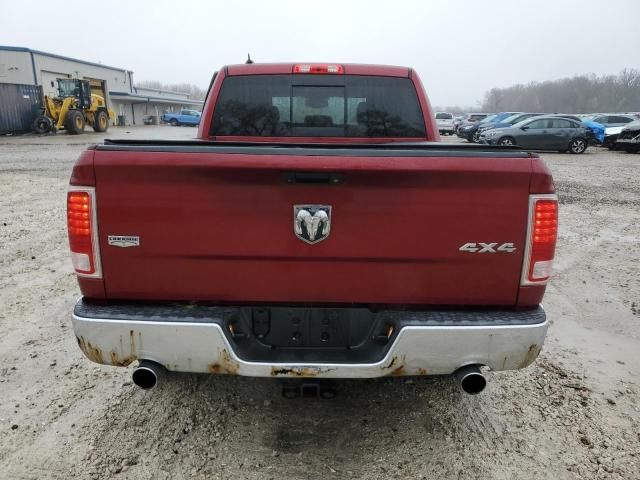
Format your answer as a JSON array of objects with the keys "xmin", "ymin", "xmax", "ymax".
[
  {"xmin": 132, "ymin": 361, "xmax": 165, "ymax": 390},
  {"xmin": 454, "ymin": 365, "xmax": 487, "ymax": 395}
]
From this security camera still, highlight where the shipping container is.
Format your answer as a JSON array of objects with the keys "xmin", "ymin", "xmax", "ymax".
[{"xmin": 0, "ymin": 83, "xmax": 42, "ymax": 134}]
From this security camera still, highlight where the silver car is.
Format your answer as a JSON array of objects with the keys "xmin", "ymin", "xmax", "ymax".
[{"xmin": 587, "ymin": 113, "xmax": 638, "ymax": 128}]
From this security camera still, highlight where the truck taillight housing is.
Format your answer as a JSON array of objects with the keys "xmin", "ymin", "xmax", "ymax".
[
  {"xmin": 293, "ymin": 64, "xmax": 344, "ymax": 74},
  {"xmin": 521, "ymin": 194, "xmax": 558, "ymax": 285},
  {"xmin": 67, "ymin": 188, "xmax": 101, "ymax": 278}
]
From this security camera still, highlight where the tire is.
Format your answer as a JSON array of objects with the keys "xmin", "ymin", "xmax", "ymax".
[
  {"xmin": 466, "ymin": 133, "xmax": 475, "ymax": 143},
  {"xmin": 472, "ymin": 131, "xmax": 481, "ymax": 143},
  {"xmin": 93, "ymin": 110, "xmax": 109, "ymax": 132},
  {"xmin": 170, "ymin": 118, "xmax": 179, "ymax": 126},
  {"xmin": 497, "ymin": 136, "xmax": 516, "ymax": 146},
  {"xmin": 568, "ymin": 137, "xmax": 587, "ymax": 154},
  {"xmin": 32, "ymin": 115, "xmax": 52, "ymax": 134},
  {"xmin": 65, "ymin": 110, "xmax": 85, "ymax": 134},
  {"xmin": 624, "ymin": 146, "xmax": 640, "ymax": 154}
]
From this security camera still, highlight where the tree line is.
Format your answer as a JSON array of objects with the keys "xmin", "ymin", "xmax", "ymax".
[
  {"xmin": 434, "ymin": 69, "xmax": 640, "ymax": 114},
  {"xmin": 480, "ymin": 69, "xmax": 640, "ymax": 114}
]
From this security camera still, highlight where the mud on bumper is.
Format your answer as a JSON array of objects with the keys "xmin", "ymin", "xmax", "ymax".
[{"xmin": 72, "ymin": 298, "xmax": 548, "ymax": 378}]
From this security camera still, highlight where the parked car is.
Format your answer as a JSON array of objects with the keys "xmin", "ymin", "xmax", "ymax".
[
  {"xmin": 67, "ymin": 62, "xmax": 556, "ymax": 395},
  {"xmin": 603, "ymin": 126, "xmax": 625, "ymax": 149},
  {"xmin": 580, "ymin": 114, "xmax": 639, "ymax": 149},
  {"xmin": 454, "ymin": 112, "xmax": 490, "ymax": 134},
  {"xmin": 586, "ymin": 113, "xmax": 637, "ymax": 128},
  {"xmin": 459, "ymin": 112, "xmax": 519, "ymax": 142},
  {"xmin": 435, "ymin": 112, "xmax": 455, "ymax": 135},
  {"xmin": 474, "ymin": 112, "xmax": 544, "ymax": 141},
  {"xmin": 162, "ymin": 109, "xmax": 202, "ymax": 126},
  {"xmin": 578, "ymin": 117, "xmax": 605, "ymax": 145},
  {"xmin": 615, "ymin": 120, "xmax": 640, "ymax": 153},
  {"xmin": 480, "ymin": 116, "xmax": 589, "ymax": 153}
]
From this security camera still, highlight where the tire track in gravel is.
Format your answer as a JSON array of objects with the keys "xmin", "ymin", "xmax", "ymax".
[{"xmin": 65, "ymin": 360, "xmax": 640, "ymax": 480}]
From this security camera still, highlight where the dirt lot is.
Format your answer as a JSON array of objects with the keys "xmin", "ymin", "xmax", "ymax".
[{"xmin": 0, "ymin": 127, "xmax": 638, "ymax": 480}]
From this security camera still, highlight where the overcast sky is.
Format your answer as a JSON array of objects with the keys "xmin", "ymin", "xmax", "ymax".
[{"xmin": 1, "ymin": 0, "xmax": 639, "ymax": 107}]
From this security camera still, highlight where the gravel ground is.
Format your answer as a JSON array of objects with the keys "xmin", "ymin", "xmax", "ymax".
[{"xmin": 0, "ymin": 127, "xmax": 638, "ymax": 480}]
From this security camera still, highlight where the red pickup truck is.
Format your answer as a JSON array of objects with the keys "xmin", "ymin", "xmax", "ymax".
[{"xmin": 68, "ymin": 63, "xmax": 557, "ymax": 395}]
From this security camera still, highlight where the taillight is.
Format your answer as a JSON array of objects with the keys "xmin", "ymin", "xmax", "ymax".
[
  {"xmin": 67, "ymin": 188, "xmax": 101, "ymax": 278},
  {"xmin": 293, "ymin": 64, "xmax": 344, "ymax": 74},
  {"xmin": 521, "ymin": 195, "xmax": 558, "ymax": 285}
]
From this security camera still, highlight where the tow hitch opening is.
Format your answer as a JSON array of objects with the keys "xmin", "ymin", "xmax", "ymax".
[{"xmin": 281, "ymin": 380, "xmax": 337, "ymax": 399}]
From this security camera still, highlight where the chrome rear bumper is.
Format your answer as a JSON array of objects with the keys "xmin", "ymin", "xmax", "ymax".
[{"xmin": 71, "ymin": 299, "xmax": 548, "ymax": 378}]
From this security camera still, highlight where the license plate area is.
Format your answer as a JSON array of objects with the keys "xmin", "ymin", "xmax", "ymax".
[
  {"xmin": 251, "ymin": 307, "xmax": 378, "ymax": 348},
  {"xmin": 223, "ymin": 306, "xmax": 394, "ymax": 363},
  {"xmin": 252, "ymin": 307, "xmax": 377, "ymax": 348}
]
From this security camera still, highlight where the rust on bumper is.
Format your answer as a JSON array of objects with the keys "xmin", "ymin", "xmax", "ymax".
[
  {"xmin": 208, "ymin": 349, "xmax": 240, "ymax": 375},
  {"xmin": 71, "ymin": 301, "xmax": 549, "ymax": 378}
]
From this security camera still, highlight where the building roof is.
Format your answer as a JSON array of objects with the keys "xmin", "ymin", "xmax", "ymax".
[
  {"xmin": 134, "ymin": 86, "xmax": 191, "ymax": 97},
  {"xmin": 110, "ymin": 91, "xmax": 203, "ymax": 106},
  {"xmin": 0, "ymin": 45, "xmax": 131, "ymax": 73}
]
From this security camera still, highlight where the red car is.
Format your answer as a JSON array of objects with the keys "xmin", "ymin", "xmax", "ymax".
[{"xmin": 68, "ymin": 63, "xmax": 557, "ymax": 396}]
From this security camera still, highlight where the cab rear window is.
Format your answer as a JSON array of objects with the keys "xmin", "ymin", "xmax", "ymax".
[{"xmin": 211, "ymin": 75, "xmax": 426, "ymax": 137}]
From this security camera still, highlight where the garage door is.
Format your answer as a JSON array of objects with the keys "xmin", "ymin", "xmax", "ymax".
[{"xmin": 86, "ymin": 78, "xmax": 106, "ymax": 100}]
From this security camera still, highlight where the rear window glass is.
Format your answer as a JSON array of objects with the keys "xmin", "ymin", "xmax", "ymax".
[
  {"xmin": 211, "ymin": 75, "xmax": 426, "ymax": 137},
  {"xmin": 435, "ymin": 113, "xmax": 453, "ymax": 119}
]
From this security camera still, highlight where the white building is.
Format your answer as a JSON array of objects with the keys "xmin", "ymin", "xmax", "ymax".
[{"xmin": 0, "ymin": 45, "xmax": 203, "ymax": 129}]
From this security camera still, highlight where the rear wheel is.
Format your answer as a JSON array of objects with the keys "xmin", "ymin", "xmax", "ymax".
[
  {"xmin": 569, "ymin": 137, "xmax": 587, "ymax": 154},
  {"xmin": 93, "ymin": 110, "xmax": 109, "ymax": 132},
  {"xmin": 497, "ymin": 136, "xmax": 516, "ymax": 146},
  {"xmin": 170, "ymin": 118, "xmax": 179, "ymax": 126},
  {"xmin": 65, "ymin": 110, "xmax": 85, "ymax": 134},
  {"xmin": 33, "ymin": 115, "xmax": 53, "ymax": 134}
]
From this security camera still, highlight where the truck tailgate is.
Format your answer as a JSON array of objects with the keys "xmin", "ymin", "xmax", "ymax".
[{"xmin": 93, "ymin": 144, "xmax": 533, "ymax": 305}]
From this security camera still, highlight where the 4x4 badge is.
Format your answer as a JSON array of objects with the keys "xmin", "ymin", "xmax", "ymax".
[
  {"xmin": 293, "ymin": 205, "xmax": 331, "ymax": 244},
  {"xmin": 459, "ymin": 242, "xmax": 516, "ymax": 253}
]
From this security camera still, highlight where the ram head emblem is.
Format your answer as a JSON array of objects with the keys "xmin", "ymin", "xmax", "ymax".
[{"xmin": 293, "ymin": 205, "xmax": 332, "ymax": 244}]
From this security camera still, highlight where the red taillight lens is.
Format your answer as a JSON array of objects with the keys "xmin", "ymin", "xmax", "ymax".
[
  {"xmin": 523, "ymin": 196, "xmax": 558, "ymax": 284},
  {"xmin": 67, "ymin": 189, "xmax": 101, "ymax": 277},
  {"xmin": 293, "ymin": 64, "xmax": 344, "ymax": 74}
]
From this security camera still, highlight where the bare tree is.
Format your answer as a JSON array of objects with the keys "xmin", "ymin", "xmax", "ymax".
[{"xmin": 480, "ymin": 69, "xmax": 640, "ymax": 113}]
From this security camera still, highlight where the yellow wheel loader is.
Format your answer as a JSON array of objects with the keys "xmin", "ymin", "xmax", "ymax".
[{"xmin": 33, "ymin": 79, "xmax": 115, "ymax": 135}]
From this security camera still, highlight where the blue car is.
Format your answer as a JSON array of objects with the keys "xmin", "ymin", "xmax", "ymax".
[{"xmin": 162, "ymin": 109, "xmax": 202, "ymax": 126}]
